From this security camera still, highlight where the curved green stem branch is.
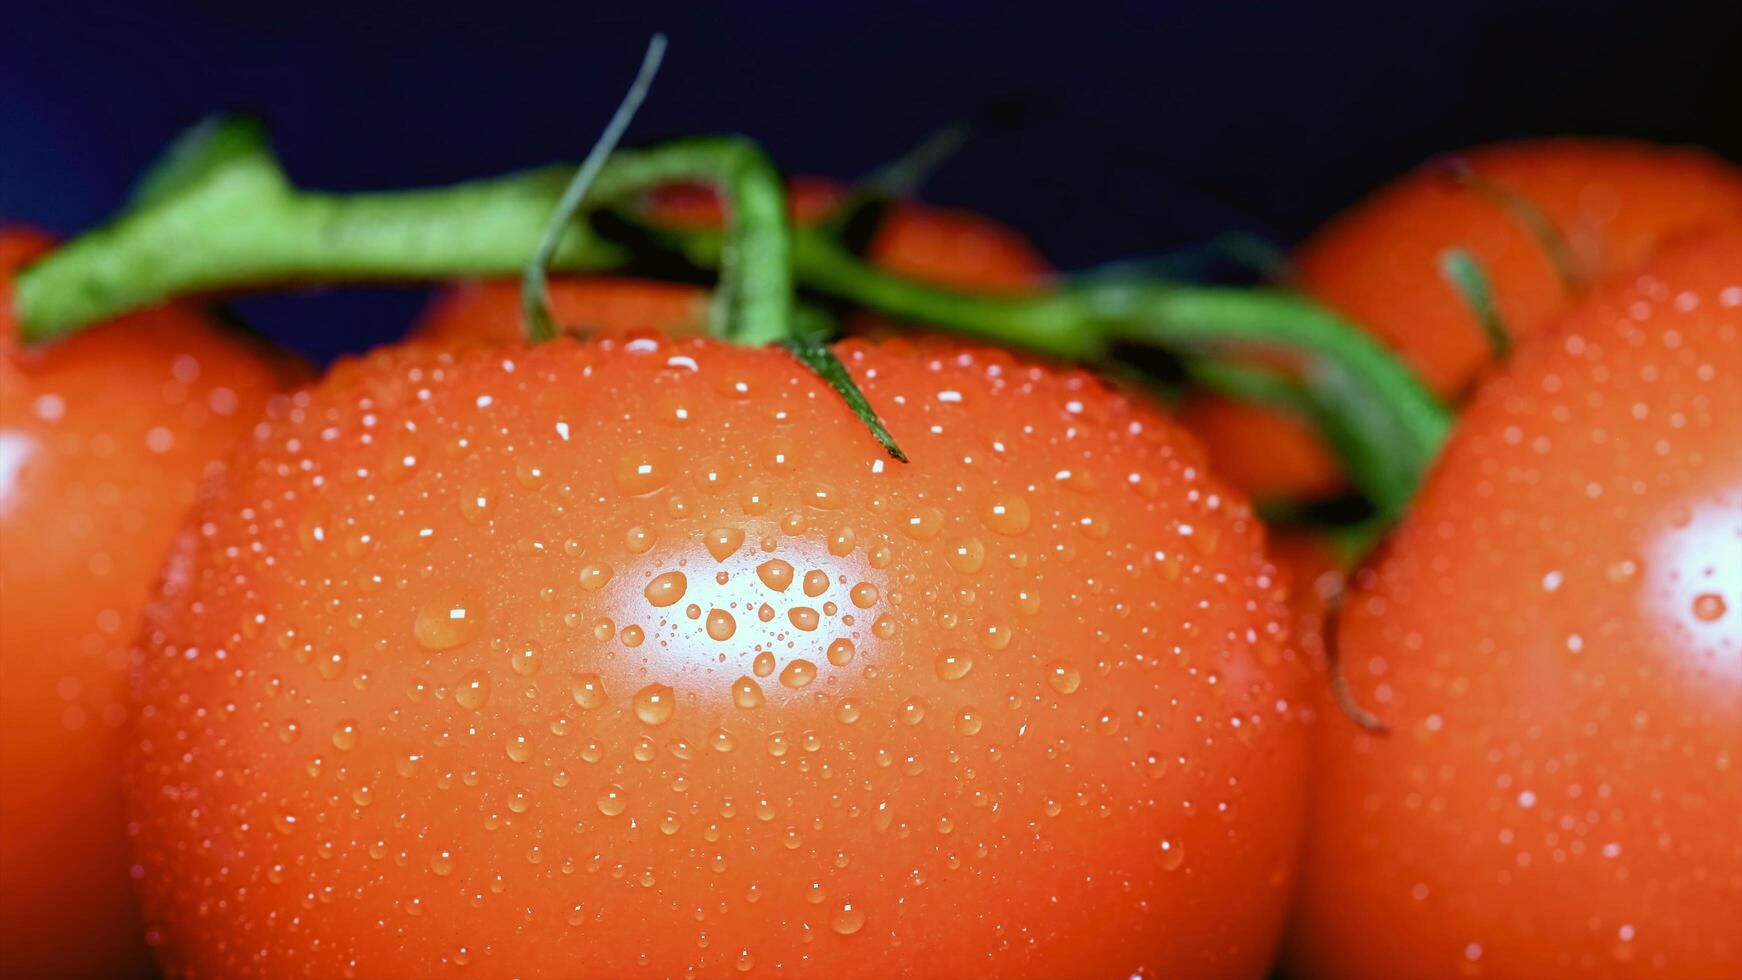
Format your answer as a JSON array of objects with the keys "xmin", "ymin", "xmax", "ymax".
[
  {"xmin": 17, "ymin": 122, "xmax": 791, "ymax": 346},
  {"xmin": 16, "ymin": 129, "xmax": 1453, "ymax": 516}
]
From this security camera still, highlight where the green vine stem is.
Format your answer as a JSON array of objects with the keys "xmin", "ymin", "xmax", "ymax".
[{"xmin": 15, "ymin": 127, "xmax": 1453, "ymax": 517}]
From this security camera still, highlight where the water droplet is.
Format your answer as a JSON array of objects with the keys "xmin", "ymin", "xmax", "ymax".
[
  {"xmin": 788, "ymin": 607, "xmax": 820, "ymax": 631},
  {"xmin": 331, "ymin": 719, "xmax": 359, "ymax": 751},
  {"xmin": 578, "ymin": 563, "xmax": 613, "ymax": 591},
  {"xmin": 706, "ymin": 608, "xmax": 737, "ymax": 641},
  {"xmin": 572, "ymin": 672, "xmax": 608, "ymax": 710},
  {"xmin": 315, "ymin": 647, "xmax": 347, "ymax": 681},
  {"xmin": 1692, "ymin": 593, "xmax": 1727, "ymax": 622},
  {"xmin": 509, "ymin": 641, "xmax": 543, "ymax": 676},
  {"xmin": 901, "ymin": 507, "xmax": 945, "ymax": 540},
  {"xmin": 414, "ymin": 593, "xmax": 481, "ymax": 650},
  {"xmin": 644, "ymin": 571, "xmax": 687, "ymax": 608},
  {"xmin": 955, "ymin": 709, "xmax": 983, "ymax": 736},
  {"xmin": 733, "ymin": 676, "xmax": 765, "ymax": 709},
  {"xmin": 505, "ymin": 729, "xmax": 534, "ymax": 763},
  {"xmin": 597, "ymin": 784, "xmax": 628, "ymax": 817},
  {"xmin": 705, "ymin": 527, "xmax": 744, "ymax": 562},
  {"xmin": 935, "ymin": 650, "xmax": 973, "ymax": 681},
  {"xmin": 826, "ymin": 638, "xmax": 856, "ymax": 667},
  {"xmin": 615, "ymin": 447, "xmax": 673, "ymax": 495},
  {"xmin": 633, "ymin": 683, "xmax": 676, "ymax": 726},
  {"xmin": 456, "ymin": 671, "xmax": 492, "ymax": 711},
  {"xmin": 1158, "ymin": 837, "xmax": 1186, "ymax": 871},
  {"xmin": 780, "ymin": 659, "xmax": 818, "ymax": 689},
  {"xmin": 1045, "ymin": 660, "xmax": 1082, "ymax": 695},
  {"xmin": 757, "ymin": 559, "xmax": 794, "ymax": 592},
  {"xmin": 836, "ymin": 699, "xmax": 862, "ymax": 724},
  {"xmin": 430, "ymin": 851, "xmax": 455, "ymax": 876},
  {"xmin": 946, "ymin": 538, "xmax": 986, "ymax": 574},
  {"xmin": 901, "ymin": 697, "xmax": 927, "ymax": 725},
  {"xmin": 982, "ymin": 493, "xmax": 1032, "ymax": 535},
  {"xmin": 803, "ymin": 570, "xmax": 830, "ymax": 597},
  {"xmin": 711, "ymin": 728, "xmax": 736, "ymax": 752}
]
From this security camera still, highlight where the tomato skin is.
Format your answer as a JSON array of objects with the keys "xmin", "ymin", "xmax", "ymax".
[
  {"xmin": 1181, "ymin": 139, "xmax": 1742, "ymax": 500},
  {"xmin": 0, "ymin": 229, "xmax": 302, "ymax": 978},
  {"xmin": 1290, "ymin": 231, "xmax": 1742, "ymax": 978},
  {"xmin": 127, "ymin": 333, "xmax": 1311, "ymax": 978}
]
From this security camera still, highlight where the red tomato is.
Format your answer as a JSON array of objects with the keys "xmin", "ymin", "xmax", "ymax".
[
  {"xmin": 0, "ymin": 228, "xmax": 303, "ymax": 978},
  {"xmin": 1181, "ymin": 139, "xmax": 1742, "ymax": 501},
  {"xmin": 127, "ymin": 333, "xmax": 1311, "ymax": 978},
  {"xmin": 1290, "ymin": 230, "xmax": 1742, "ymax": 978}
]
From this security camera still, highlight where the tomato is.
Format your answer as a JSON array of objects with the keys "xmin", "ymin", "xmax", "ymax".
[
  {"xmin": 127, "ymin": 333, "xmax": 1311, "ymax": 978},
  {"xmin": 1290, "ymin": 230, "xmax": 1742, "ymax": 978},
  {"xmin": 415, "ymin": 180, "xmax": 1050, "ymax": 351},
  {"xmin": 0, "ymin": 228, "xmax": 303, "ymax": 978},
  {"xmin": 1180, "ymin": 139, "xmax": 1742, "ymax": 501}
]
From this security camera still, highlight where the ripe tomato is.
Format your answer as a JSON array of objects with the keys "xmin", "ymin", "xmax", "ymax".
[
  {"xmin": 0, "ymin": 228, "xmax": 303, "ymax": 978},
  {"xmin": 415, "ymin": 180, "xmax": 1049, "ymax": 351},
  {"xmin": 1290, "ymin": 230, "xmax": 1742, "ymax": 978},
  {"xmin": 127, "ymin": 333, "xmax": 1312, "ymax": 978},
  {"xmin": 1180, "ymin": 139, "xmax": 1742, "ymax": 501}
]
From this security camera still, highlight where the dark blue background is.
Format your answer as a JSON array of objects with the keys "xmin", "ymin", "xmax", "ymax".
[{"xmin": 4, "ymin": 1, "xmax": 1739, "ymax": 361}]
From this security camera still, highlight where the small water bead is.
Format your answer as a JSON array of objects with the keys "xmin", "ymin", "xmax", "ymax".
[
  {"xmin": 572, "ymin": 673, "xmax": 607, "ymax": 710},
  {"xmin": 578, "ymin": 563, "xmax": 613, "ymax": 591},
  {"xmin": 802, "ymin": 570, "xmax": 831, "ymax": 597},
  {"xmin": 278, "ymin": 719, "xmax": 301, "ymax": 744},
  {"xmin": 505, "ymin": 729, "xmax": 534, "ymax": 763},
  {"xmin": 830, "ymin": 900, "xmax": 866, "ymax": 936},
  {"xmin": 1158, "ymin": 837, "xmax": 1186, "ymax": 871},
  {"xmin": 592, "ymin": 617, "xmax": 616, "ymax": 642},
  {"xmin": 704, "ymin": 527, "xmax": 744, "ymax": 562},
  {"xmin": 633, "ymin": 684, "xmax": 677, "ymax": 726},
  {"xmin": 621, "ymin": 625, "xmax": 645, "ymax": 648},
  {"xmin": 315, "ymin": 647, "xmax": 347, "ymax": 681},
  {"xmin": 430, "ymin": 851, "xmax": 455, "ymax": 877},
  {"xmin": 757, "ymin": 559, "xmax": 794, "ymax": 592},
  {"xmin": 780, "ymin": 659, "xmax": 818, "ymax": 689},
  {"xmin": 456, "ymin": 672, "xmax": 492, "ymax": 711},
  {"xmin": 509, "ymin": 641, "xmax": 543, "ymax": 676},
  {"xmin": 749, "ymin": 650, "xmax": 777, "ymax": 678},
  {"xmin": 706, "ymin": 608, "xmax": 737, "ymax": 641},
  {"xmin": 872, "ymin": 615, "xmax": 898, "ymax": 640},
  {"xmin": 644, "ymin": 572, "xmax": 687, "ymax": 608},
  {"xmin": 414, "ymin": 595, "xmax": 482, "ymax": 650},
  {"xmin": 711, "ymin": 728, "xmax": 737, "ymax": 753},
  {"xmin": 789, "ymin": 607, "xmax": 820, "ymax": 631},
  {"xmin": 615, "ymin": 447, "xmax": 672, "ymax": 495},
  {"xmin": 901, "ymin": 507, "xmax": 945, "ymax": 540},
  {"xmin": 828, "ymin": 526, "xmax": 857, "ymax": 556},
  {"xmin": 982, "ymin": 623, "xmax": 1012, "ymax": 651},
  {"xmin": 733, "ymin": 677, "xmax": 766, "ymax": 709},
  {"xmin": 597, "ymin": 784, "xmax": 628, "ymax": 817},
  {"xmin": 1692, "ymin": 593, "xmax": 1727, "ymax": 622},
  {"xmin": 735, "ymin": 950, "xmax": 756, "ymax": 973},
  {"xmin": 955, "ymin": 709, "xmax": 983, "ymax": 736},
  {"xmin": 901, "ymin": 698, "xmax": 927, "ymax": 725},
  {"xmin": 826, "ymin": 638, "xmax": 856, "ymax": 667},
  {"xmin": 766, "ymin": 732, "xmax": 791, "ymax": 757},
  {"xmin": 935, "ymin": 651, "xmax": 973, "ymax": 681},
  {"xmin": 849, "ymin": 582, "xmax": 879, "ymax": 609},
  {"xmin": 836, "ymin": 699, "xmax": 863, "ymax": 724},
  {"xmin": 332, "ymin": 719, "xmax": 360, "ymax": 751},
  {"xmin": 946, "ymin": 538, "xmax": 986, "ymax": 574},
  {"xmin": 459, "ymin": 487, "xmax": 496, "ymax": 524},
  {"xmin": 1144, "ymin": 752, "xmax": 1170, "ymax": 779},
  {"xmin": 625, "ymin": 525, "xmax": 656, "ymax": 554},
  {"xmin": 1046, "ymin": 660, "xmax": 1083, "ymax": 695},
  {"xmin": 982, "ymin": 494, "xmax": 1032, "ymax": 535}
]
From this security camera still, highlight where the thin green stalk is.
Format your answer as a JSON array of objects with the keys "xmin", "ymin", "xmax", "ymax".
[{"xmin": 16, "ymin": 130, "xmax": 1453, "ymax": 516}]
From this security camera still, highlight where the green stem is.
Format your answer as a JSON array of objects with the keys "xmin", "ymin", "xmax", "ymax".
[
  {"xmin": 16, "ymin": 130, "xmax": 1453, "ymax": 516},
  {"xmin": 17, "ymin": 122, "xmax": 791, "ymax": 346}
]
